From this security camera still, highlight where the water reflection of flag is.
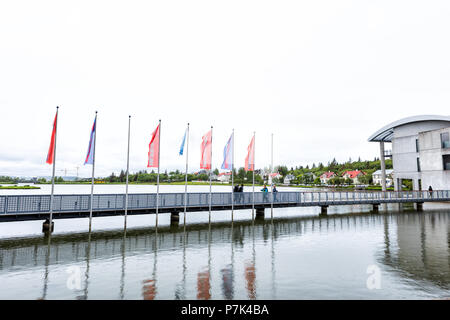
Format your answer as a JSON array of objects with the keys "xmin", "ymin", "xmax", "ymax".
[
  {"xmin": 221, "ymin": 265, "xmax": 234, "ymax": 300},
  {"xmin": 200, "ymin": 130, "xmax": 212, "ymax": 169},
  {"xmin": 147, "ymin": 123, "xmax": 160, "ymax": 168},
  {"xmin": 244, "ymin": 135, "xmax": 255, "ymax": 171},
  {"xmin": 197, "ymin": 270, "xmax": 211, "ymax": 300},
  {"xmin": 221, "ymin": 133, "xmax": 233, "ymax": 170},
  {"xmin": 143, "ymin": 279, "xmax": 156, "ymax": 300},
  {"xmin": 46, "ymin": 111, "xmax": 58, "ymax": 164},
  {"xmin": 84, "ymin": 116, "xmax": 97, "ymax": 165},
  {"xmin": 245, "ymin": 262, "xmax": 256, "ymax": 299}
]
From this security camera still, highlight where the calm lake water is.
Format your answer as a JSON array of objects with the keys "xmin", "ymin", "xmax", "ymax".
[{"xmin": 0, "ymin": 185, "xmax": 449, "ymax": 299}]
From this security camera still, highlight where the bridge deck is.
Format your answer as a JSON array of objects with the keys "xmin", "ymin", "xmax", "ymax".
[{"xmin": 0, "ymin": 190, "xmax": 449, "ymax": 222}]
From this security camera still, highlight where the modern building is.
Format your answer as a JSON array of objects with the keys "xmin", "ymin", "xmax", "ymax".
[
  {"xmin": 368, "ymin": 115, "xmax": 450, "ymax": 191},
  {"xmin": 372, "ymin": 169, "xmax": 394, "ymax": 187}
]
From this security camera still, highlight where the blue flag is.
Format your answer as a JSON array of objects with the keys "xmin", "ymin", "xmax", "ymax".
[
  {"xmin": 179, "ymin": 128, "xmax": 187, "ymax": 155},
  {"xmin": 84, "ymin": 116, "xmax": 96, "ymax": 165}
]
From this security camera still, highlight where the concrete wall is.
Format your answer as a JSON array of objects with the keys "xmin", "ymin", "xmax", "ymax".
[
  {"xmin": 392, "ymin": 121, "xmax": 450, "ymax": 190},
  {"xmin": 418, "ymin": 127, "xmax": 450, "ymax": 190}
]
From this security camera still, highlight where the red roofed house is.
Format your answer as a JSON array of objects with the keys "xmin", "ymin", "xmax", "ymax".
[
  {"xmin": 342, "ymin": 170, "xmax": 366, "ymax": 184},
  {"xmin": 319, "ymin": 171, "xmax": 336, "ymax": 184}
]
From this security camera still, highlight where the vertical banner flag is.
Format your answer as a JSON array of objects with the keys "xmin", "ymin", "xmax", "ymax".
[
  {"xmin": 245, "ymin": 135, "xmax": 255, "ymax": 171},
  {"xmin": 179, "ymin": 128, "xmax": 187, "ymax": 155},
  {"xmin": 46, "ymin": 111, "xmax": 58, "ymax": 164},
  {"xmin": 84, "ymin": 116, "xmax": 97, "ymax": 165},
  {"xmin": 221, "ymin": 133, "xmax": 233, "ymax": 170},
  {"xmin": 148, "ymin": 123, "xmax": 160, "ymax": 168},
  {"xmin": 200, "ymin": 130, "xmax": 212, "ymax": 169}
]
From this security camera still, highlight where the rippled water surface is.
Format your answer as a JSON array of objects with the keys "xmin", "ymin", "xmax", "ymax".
[{"xmin": 0, "ymin": 185, "xmax": 449, "ymax": 299}]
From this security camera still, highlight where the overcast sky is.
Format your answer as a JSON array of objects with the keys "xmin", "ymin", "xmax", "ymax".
[{"xmin": 1, "ymin": 0, "xmax": 449, "ymax": 178}]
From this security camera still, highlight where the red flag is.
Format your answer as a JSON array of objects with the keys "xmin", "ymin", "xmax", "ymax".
[
  {"xmin": 147, "ymin": 123, "xmax": 160, "ymax": 168},
  {"xmin": 245, "ymin": 135, "xmax": 255, "ymax": 171},
  {"xmin": 46, "ymin": 111, "xmax": 58, "ymax": 164},
  {"xmin": 200, "ymin": 130, "xmax": 212, "ymax": 169}
]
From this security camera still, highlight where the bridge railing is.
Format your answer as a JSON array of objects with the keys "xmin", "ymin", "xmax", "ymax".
[
  {"xmin": 301, "ymin": 190, "xmax": 450, "ymax": 203},
  {"xmin": 0, "ymin": 190, "xmax": 449, "ymax": 215}
]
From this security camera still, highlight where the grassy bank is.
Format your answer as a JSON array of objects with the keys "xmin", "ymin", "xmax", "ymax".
[
  {"xmin": 36, "ymin": 181, "xmax": 267, "ymax": 187},
  {"xmin": 0, "ymin": 185, "xmax": 41, "ymax": 189}
]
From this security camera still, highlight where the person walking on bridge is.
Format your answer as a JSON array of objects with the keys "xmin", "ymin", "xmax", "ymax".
[
  {"xmin": 238, "ymin": 184, "xmax": 244, "ymax": 203},
  {"xmin": 261, "ymin": 184, "xmax": 269, "ymax": 202},
  {"xmin": 233, "ymin": 184, "xmax": 240, "ymax": 204},
  {"xmin": 272, "ymin": 184, "xmax": 278, "ymax": 202}
]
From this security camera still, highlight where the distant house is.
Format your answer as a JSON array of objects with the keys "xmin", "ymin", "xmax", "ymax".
[
  {"xmin": 217, "ymin": 172, "xmax": 232, "ymax": 182},
  {"xmin": 372, "ymin": 169, "xmax": 394, "ymax": 187},
  {"xmin": 283, "ymin": 174, "xmax": 296, "ymax": 184},
  {"xmin": 320, "ymin": 171, "xmax": 336, "ymax": 184},
  {"xmin": 342, "ymin": 170, "xmax": 366, "ymax": 184},
  {"xmin": 267, "ymin": 172, "xmax": 282, "ymax": 183}
]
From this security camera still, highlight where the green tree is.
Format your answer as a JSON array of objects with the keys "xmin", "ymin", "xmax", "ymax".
[
  {"xmin": 119, "ymin": 170, "xmax": 125, "ymax": 182},
  {"xmin": 277, "ymin": 165, "xmax": 288, "ymax": 177},
  {"xmin": 108, "ymin": 172, "xmax": 116, "ymax": 183}
]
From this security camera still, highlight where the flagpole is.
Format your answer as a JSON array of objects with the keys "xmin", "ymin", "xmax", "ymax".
[
  {"xmin": 271, "ymin": 133, "xmax": 274, "ymax": 219},
  {"xmin": 124, "ymin": 115, "xmax": 131, "ymax": 230},
  {"xmin": 88, "ymin": 111, "xmax": 98, "ymax": 232},
  {"xmin": 183, "ymin": 123, "xmax": 190, "ymax": 227},
  {"xmin": 156, "ymin": 119, "xmax": 161, "ymax": 228},
  {"xmin": 209, "ymin": 126, "xmax": 213, "ymax": 224},
  {"xmin": 231, "ymin": 129, "xmax": 234, "ymax": 222},
  {"xmin": 49, "ymin": 106, "xmax": 59, "ymax": 233},
  {"xmin": 252, "ymin": 132, "xmax": 255, "ymax": 222}
]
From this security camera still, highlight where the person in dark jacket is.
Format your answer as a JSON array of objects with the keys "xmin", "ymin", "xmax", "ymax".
[
  {"xmin": 428, "ymin": 185, "xmax": 433, "ymax": 198},
  {"xmin": 238, "ymin": 184, "xmax": 244, "ymax": 203}
]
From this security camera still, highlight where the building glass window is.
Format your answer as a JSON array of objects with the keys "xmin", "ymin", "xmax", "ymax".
[
  {"xmin": 415, "ymin": 139, "xmax": 419, "ymax": 152},
  {"xmin": 441, "ymin": 132, "xmax": 450, "ymax": 149},
  {"xmin": 443, "ymin": 155, "xmax": 450, "ymax": 170},
  {"xmin": 417, "ymin": 158, "xmax": 421, "ymax": 172}
]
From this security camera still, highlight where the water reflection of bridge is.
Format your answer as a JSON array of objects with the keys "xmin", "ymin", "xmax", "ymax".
[
  {"xmin": 0, "ymin": 210, "xmax": 449, "ymax": 298},
  {"xmin": 0, "ymin": 213, "xmax": 393, "ymax": 270}
]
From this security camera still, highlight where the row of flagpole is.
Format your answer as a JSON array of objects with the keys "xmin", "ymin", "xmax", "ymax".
[{"xmin": 45, "ymin": 107, "xmax": 275, "ymax": 233}]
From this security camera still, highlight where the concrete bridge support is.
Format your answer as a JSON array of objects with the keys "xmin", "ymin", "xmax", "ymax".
[
  {"xmin": 255, "ymin": 207, "xmax": 265, "ymax": 219},
  {"xmin": 170, "ymin": 212, "xmax": 180, "ymax": 227},
  {"xmin": 416, "ymin": 202, "xmax": 424, "ymax": 211},
  {"xmin": 372, "ymin": 204, "xmax": 380, "ymax": 213},
  {"xmin": 320, "ymin": 206, "xmax": 328, "ymax": 216},
  {"xmin": 42, "ymin": 219, "xmax": 54, "ymax": 233},
  {"xmin": 379, "ymin": 142, "xmax": 387, "ymax": 192}
]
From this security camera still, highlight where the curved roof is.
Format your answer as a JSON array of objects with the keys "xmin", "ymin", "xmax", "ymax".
[{"xmin": 368, "ymin": 115, "xmax": 450, "ymax": 142}]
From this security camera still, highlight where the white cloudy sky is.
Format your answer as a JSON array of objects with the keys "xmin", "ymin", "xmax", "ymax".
[{"xmin": 1, "ymin": 0, "xmax": 449, "ymax": 178}]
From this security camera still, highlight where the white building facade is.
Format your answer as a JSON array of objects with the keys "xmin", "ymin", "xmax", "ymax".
[
  {"xmin": 368, "ymin": 115, "xmax": 450, "ymax": 191},
  {"xmin": 417, "ymin": 127, "xmax": 450, "ymax": 190}
]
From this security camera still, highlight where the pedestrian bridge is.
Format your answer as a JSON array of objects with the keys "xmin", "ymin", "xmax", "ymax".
[{"xmin": 0, "ymin": 190, "xmax": 449, "ymax": 222}]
